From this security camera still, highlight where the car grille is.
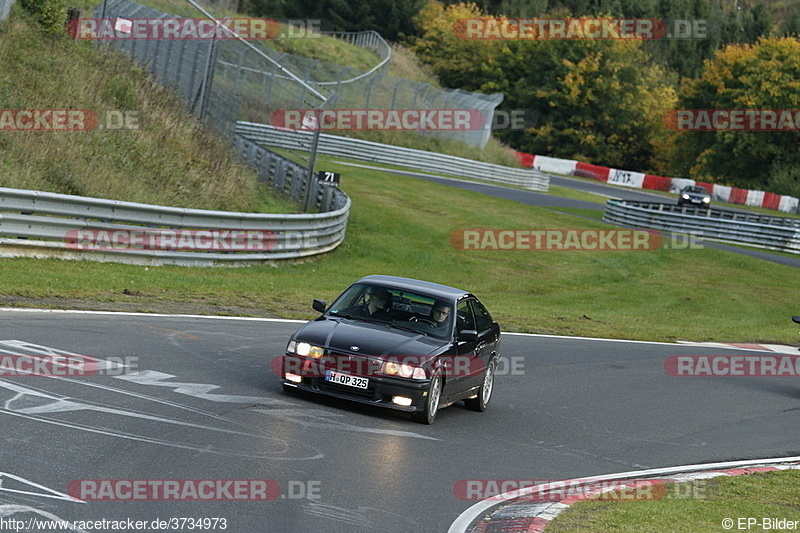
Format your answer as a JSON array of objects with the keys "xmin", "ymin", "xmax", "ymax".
[{"xmin": 327, "ymin": 353, "xmax": 382, "ymax": 375}]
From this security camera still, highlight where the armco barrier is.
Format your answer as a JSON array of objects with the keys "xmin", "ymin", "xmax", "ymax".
[
  {"xmin": 603, "ymin": 199, "xmax": 800, "ymax": 254},
  {"xmin": 236, "ymin": 122, "xmax": 549, "ymax": 191},
  {"xmin": 231, "ymin": 134, "xmax": 348, "ymax": 213},
  {"xmin": 0, "ymin": 187, "xmax": 350, "ymax": 266}
]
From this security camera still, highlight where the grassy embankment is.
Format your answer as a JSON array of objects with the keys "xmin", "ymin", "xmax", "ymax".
[{"xmin": 0, "ymin": 7, "xmax": 299, "ymax": 212}]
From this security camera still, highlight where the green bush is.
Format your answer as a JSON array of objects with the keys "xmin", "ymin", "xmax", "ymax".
[{"xmin": 19, "ymin": 0, "xmax": 66, "ymax": 33}]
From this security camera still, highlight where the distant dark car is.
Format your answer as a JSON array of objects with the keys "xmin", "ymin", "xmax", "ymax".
[
  {"xmin": 678, "ymin": 185, "xmax": 712, "ymax": 207},
  {"xmin": 278, "ymin": 275, "xmax": 501, "ymax": 424}
]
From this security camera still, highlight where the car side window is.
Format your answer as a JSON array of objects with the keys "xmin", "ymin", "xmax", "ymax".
[
  {"xmin": 456, "ymin": 300, "xmax": 476, "ymax": 333},
  {"xmin": 470, "ymin": 300, "xmax": 494, "ymax": 332}
]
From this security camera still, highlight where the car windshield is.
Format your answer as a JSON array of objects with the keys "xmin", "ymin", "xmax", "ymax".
[
  {"xmin": 685, "ymin": 186, "xmax": 708, "ymax": 194},
  {"xmin": 327, "ymin": 283, "xmax": 454, "ymax": 339}
]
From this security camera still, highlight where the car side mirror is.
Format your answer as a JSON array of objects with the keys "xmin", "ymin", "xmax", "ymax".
[
  {"xmin": 312, "ymin": 299, "xmax": 327, "ymax": 313},
  {"xmin": 459, "ymin": 330, "xmax": 478, "ymax": 342}
]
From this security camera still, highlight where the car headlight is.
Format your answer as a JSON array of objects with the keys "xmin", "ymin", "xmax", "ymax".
[
  {"xmin": 381, "ymin": 361, "xmax": 426, "ymax": 379},
  {"xmin": 702, "ymin": 197, "xmax": 711, "ymax": 203},
  {"xmin": 682, "ymin": 194, "xmax": 690, "ymax": 199},
  {"xmin": 288, "ymin": 341, "xmax": 324, "ymax": 359}
]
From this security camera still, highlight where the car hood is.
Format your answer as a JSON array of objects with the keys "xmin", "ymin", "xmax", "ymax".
[{"xmin": 293, "ymin": 317, "xmax": 448, "ymax": 358}]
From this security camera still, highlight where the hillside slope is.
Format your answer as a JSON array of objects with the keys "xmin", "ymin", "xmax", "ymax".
[{"xmin": 0, "ymin": 6, "xmax": 298, "ymax": 212}]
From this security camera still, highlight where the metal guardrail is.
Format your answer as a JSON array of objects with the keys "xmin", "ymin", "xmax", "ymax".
[
  {"xmin": 603, "ymin": 200, "xmax": 800, "ymax": 254},
  {"xmin": 231, "ymin": 134, "xmax": 347, "ymax": 213},
  {"xmin": 236, "ymin": 122, "xmax": 550, "ymax": 191},
  {"xmin": 0, "ymin": 187, "xmax": 350, "ymax": 266}
]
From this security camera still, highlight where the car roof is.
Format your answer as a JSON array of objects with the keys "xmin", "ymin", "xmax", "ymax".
[{"xmin": 355, "ymin": 275, "xmax": 472, "ymax": 301}]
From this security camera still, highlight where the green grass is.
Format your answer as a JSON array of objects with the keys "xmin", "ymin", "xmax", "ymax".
[
  {"xmin": 2, "ymin": 158, "xmax": 799, "ymax": 344},
  {"xmin": 546, "ymin": 470, "xmax": 800, "ymax": 533}
]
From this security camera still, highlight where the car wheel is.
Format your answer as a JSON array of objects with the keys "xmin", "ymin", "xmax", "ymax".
[
  {"xmin": 412, "ymin": 373, "xmax": 442, "ymax": 425},
  {"xmin": 465, "ymin": 359, "xmax": 496, "ymax": 412}
]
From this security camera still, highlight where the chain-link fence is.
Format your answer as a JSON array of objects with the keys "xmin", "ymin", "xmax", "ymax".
[
  {"xmin": 93, "ymin": 0, "xmax": 330, "ymax": 209},
  {"xmin": 0, "ymin": 0, "xmax": 16, "ymax": 23},
  {"xmin": 93, "ymin": 0, "xmax": 502, "ymax": 149},
  {"xmin": 89, "ymin": 0, "xmax": 503, "ymax": 215}
]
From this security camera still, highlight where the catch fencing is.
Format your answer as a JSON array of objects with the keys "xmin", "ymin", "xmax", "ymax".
[
  {"xmin": 604, "ymin": 200, "xmax": 800, "ymax": 254},
  {"xmin": 0, "ymin": 187, "xmax": 350, "ymax": 266},
  {"xmin": 91, "ymin": 0, "xmax": 502, "ymax": 148}
]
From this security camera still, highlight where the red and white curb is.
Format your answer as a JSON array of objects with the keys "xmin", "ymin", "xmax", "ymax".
[
  {"xmin": 449, "ymin": 456, "xmax": 800, "ymax": 533},
  {"xmin": 676, "ymin": 341, "xmax": 800, "ymax": 355}
]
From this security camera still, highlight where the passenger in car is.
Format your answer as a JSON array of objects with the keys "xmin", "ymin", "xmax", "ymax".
[{"xmin": 352, "ymin": 289, "xmax": 393, "ymax": 320}]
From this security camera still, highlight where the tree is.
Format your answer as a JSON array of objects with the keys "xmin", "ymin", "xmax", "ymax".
[
  {"xmin": 669, "ymin": 37, "xmax": 800, "ymax": 194},
  {"xmin": 781, "ymin": 11, "xmax": 800, "ymax": 37},
  {"xmin": 505, "ymin": 37, "xmax": 677, "ymax": 170},
  {"xmin": 409, "ymin": 2, "xmax": 503, "ymax": 90},
  {"xmin": 411, "ymin": 2, "xmax": 678, "ymax": 170}
]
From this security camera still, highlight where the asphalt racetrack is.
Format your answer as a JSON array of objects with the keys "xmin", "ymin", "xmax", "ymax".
[{"xmin": 2, "ymin": 311, "xmax": 799, "ymax": 532}]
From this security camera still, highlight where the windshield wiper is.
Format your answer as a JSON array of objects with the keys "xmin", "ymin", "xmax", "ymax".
[
  {"xmin": 388, "ymin": 322, "xmax": 423, "ymax": 335},
  {"xmin": 332, "ymin": 311, "xmax": 382, "ymax": 324}
]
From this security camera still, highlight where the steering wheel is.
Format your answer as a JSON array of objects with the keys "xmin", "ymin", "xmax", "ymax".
[{"xmin": 409, "ymin": 316, "xmax": 437, "ymax": 326}]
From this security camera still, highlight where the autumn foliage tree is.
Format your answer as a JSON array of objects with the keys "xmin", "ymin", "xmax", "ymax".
[
  {"xmin": 409, "ymin": 2, "xmax": 504, "ymax": 91},
  {"xmin": 506, "ymin": 37, "xmax": 677, "ymax": 171},
  {"xmin": 669, "ymin": 37, "xmax": 800, "ymax": 195},
  {"xmin": 411, "ymin": 2, "xmax": 677, "ymax": 171}
]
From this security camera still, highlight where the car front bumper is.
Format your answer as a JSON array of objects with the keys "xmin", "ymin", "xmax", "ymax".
[{"xmin": 282, "ymin": 365, "xmax": 431, "ymax": 413}]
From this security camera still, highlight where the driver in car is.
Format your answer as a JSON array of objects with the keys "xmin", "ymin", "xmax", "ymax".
[{"xmin": 429, "ymin": 301, "xmax": 452, "ymax": 331}]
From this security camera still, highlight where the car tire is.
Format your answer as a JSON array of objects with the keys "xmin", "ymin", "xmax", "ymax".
[
  {"xmin": 412, "ymin": 373, "xmax": 442, "ymax": 425},
  {"xmin": 465, "ymin": 359, "xmax": 496, "ymax": 412}
]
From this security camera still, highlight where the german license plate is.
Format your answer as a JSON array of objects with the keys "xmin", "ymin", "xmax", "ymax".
[{"xmin": 325, "ymin": 371, "xmax": 368, "ymax": 389}]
